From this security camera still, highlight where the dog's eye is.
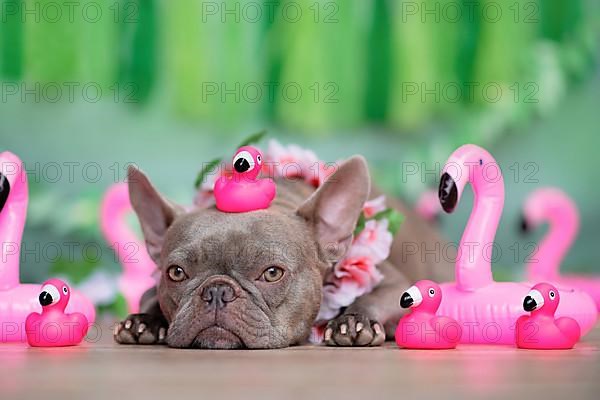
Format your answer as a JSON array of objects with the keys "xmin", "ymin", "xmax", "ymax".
[
  {"xmin": 261, "ymin": 266, "xmax": 284, "ymax": 283},
  {"xmin": 167, "ymin": 266, "xmax": 188, "ymax": 282}
]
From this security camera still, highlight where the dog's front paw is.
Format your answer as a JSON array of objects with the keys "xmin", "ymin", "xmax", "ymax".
[
  {"xmin": 114, "ymin": 313, "xmax": 168, "ymax": 345},
  {"xmin": 324, "ymin": 314, "xmax": 385, "ymax": 347}
]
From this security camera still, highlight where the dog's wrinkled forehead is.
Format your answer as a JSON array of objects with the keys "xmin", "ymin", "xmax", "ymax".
[{"xmin": 162, "ymin": 208, "xmax": 314, "ymax": 273}]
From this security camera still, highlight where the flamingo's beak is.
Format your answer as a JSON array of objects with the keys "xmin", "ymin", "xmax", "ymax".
[
  {"xmin": 38, "ymin": 284, "xmax": 60, "ymax": 307},
  {"xmin": 233, "ymin": 157, "xmax": 251, "ymax": 173},
  {"xmin": 400, "ymin": 286, "xmax": 423, "ymax": 308},
  {"xmin": 523, "ymin": 289, "xmax": 544, "ymax": 311},
  {"xmin": 519, "ymin": 214, "xmax": 530, "ymax": 234},
  {"xmin": 0, "ymin": 172, "xmax": 9, "ymax": 213},
  {"xmin": 438, "ymin": 172, "xmax": 458, "ymax": 213},
  {"xmin": 39, "ymin": 291, "xmax": 53, "ymax": 306}
]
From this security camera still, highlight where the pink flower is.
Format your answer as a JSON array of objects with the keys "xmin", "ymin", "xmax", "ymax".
[
  {"xmin": 315, "ymin": 255, "xmax": 384, "ymax": 322},
  {"xmin": 363, "ymin": 195, "xmax": 386, "ymax": 218},
  {"xmin": 266, "ymin": 139, "xmax": 322, "ymax": 184},
  {"xmin": 350, "ymin": 219, "xmax": 393, "ymax": 264}
]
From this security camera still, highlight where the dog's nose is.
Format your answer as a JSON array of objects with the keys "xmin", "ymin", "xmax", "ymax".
[{"xmin": 201, "ymin": 282, "xmax": 238, "ymax": 310}]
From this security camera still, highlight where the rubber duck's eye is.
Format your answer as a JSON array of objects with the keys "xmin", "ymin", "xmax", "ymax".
[
  {"xmin": 167, "ymin": 266, "xmax": 188, "ymax": 282},
  {"xmin": 261, "ymin": 266, "xmax": 285, "ymax": 283},
  {"xmin": 62, "ymin": 287, "xmax": 68, "ymax": 295},
  {"xmin": 549, "ymin": 291, "xmax": 556, "ymax": 299},
  {"xmin": 428, "ymin": 288, "xmax": 435, "ymax": 297},
  {"xmin": 233, "ymin": 151, "xmax": 255, "ymax": 173},
  {"xmin": 256, "ymin": 154, "xmax": 262, "ymax": 165},
  {"xmin": 479, "ymin": 159, "xmax": 483, "ymax": 166}
]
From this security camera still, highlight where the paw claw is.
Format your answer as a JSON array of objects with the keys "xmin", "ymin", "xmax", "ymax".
[
  {"xmin": 114, "ymin": 314, "xmax": 168, "ymax": 346},
  {"xmin": 340, "ymin": 324, "xmax": 348, "ymax": 335},
  {"xmin": 325, "ymin": 314, "xmax": 385, "ymax": 347},
  {"xmin": 373, "ymin": 323, "xmax": 382, "ymax": 335}
]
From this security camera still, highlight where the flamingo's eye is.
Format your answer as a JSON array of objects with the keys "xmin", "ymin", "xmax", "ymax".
[
  {"xmin": 62, "ymin": 286, "xmax": 68, "ymax": 295},
  {"xmin": 479, "ymin": 159, "xmax": 483, "ymax": 166},
  {"xmin": 233, "ymin": 151, "xmax": 255, "ymax": 173},
  {"xmin": 428, "ymin": 288, "xmax": 435, "ymax": 297},
  {"xmin": 549, "ymin": 290, "xmax": 556, "ymax": 300},
  {"xmin": 256, "ymin": 154, "xmax": 262, "ymax": 165}
]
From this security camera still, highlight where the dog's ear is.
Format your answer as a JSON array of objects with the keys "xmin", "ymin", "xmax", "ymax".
[
  {"xmin": 297, "ymin": 156, "xmax": 370, "ymax": 264},
  {"xmin": 127, "ymin": 166, "xmax": 184, "ymax": 264}
]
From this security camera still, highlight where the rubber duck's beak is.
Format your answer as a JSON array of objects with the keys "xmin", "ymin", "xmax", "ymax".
[
  {"xmin": 438, "ymin": 173, "xmax": 457, "ymax": 213},
  {"xmin": 523, "ymin": 296, "xmax": 537, "ymax": 311},
  {"xmin": 39, "ymin": 291, "xmax": 53, "ymax": 307},
  {"xmin": 400, "ymin": 292, "xmax": 413, "ymax": 308},
  {"xmin": 400, "ymin": 286, "xmax": 423, "ymax": 308},
  {"xmin": 234, "ymin": 157, "xmax": 251, "ymax": 173},
  {"xmin": 0, "ymin": 172, "xmax": 9, "ymax": 213},
  {"xmin": 524, "ymin": 289, "xmax": 544, "ymax": 312}
]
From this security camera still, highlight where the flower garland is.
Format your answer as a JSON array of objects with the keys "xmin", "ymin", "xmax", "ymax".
[{"xmin": 194, "ymin": 138, "xmax": 402, "ymax": 343}]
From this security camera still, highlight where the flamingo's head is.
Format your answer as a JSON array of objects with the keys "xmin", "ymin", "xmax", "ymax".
[
  {"xmin": 523, "ymin": 282, "xmax": 560, "ymax": 315},
  {"xmin": 1, "ymin": 151, "xmax": 27, "ymax": 214},
  {"xmin": 520, "ymin": 187, "xmax": 579, "ymax": 234},
  {"xmin": 231, "ymin": 146, "xmax": 263, "ymax": 180},
  {"xmin": 38, "ymin": 278, "xmax": 71, "ymax": 311},
  {"xmin": 438, "ymin": 144, "xmax": 503, "ymax": 213},
  {"xmin": 400, "ymin": 280, "xmax": 442, "ymax": 312}
]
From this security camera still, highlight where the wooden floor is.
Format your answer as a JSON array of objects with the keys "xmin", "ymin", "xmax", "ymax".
[{"xmin": 2, "ymin": 320, "xmax": 599, "ymax": 400}]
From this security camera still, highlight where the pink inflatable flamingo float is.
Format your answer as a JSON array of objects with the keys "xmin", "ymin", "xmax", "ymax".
[
  {"xmin": 0, "ymin": 151, "xmax": 95, "ymax": 342},
  {"xmin": 100, "ymin": 183, "xmax": 157, "ymax": 314},
  {"xmin": 521, "ymin": 187, "xmax": 600, "ymax": 309},
  {"xmin": 436, "ymin": 144, "xmax": 596, "ymax": 344}
]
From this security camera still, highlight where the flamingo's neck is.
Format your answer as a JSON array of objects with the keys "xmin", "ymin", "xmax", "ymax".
[
  {"xmin": 456, "ymin": 170, "xmax": 504, "ymax": 291},
  {"xmin": 527, "ymin": 209, "xmax": 578, "ymax": 281},
  {"xmin": 0, "ymin": 166, "xmax": 27, "ymax": 291},
  {"xmin": 101, "ymin": 184, "xmax": 155, "ymax": 275}
]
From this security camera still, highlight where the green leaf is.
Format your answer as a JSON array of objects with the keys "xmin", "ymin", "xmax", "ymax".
[
  {"xmin": 96, "ymin": 293, "xmax": 129, "ymax": 318},
  {"xmin": 354, "ymin": 213, "xmax": 366, "ymax": 235},
  {"xmin": 374, "ymin": 208, "xmax": 405, "ymax": 236},
  {"xmin": 355, "ymin": 208, "xmax": 405, "ymax": 236},
  {"xmin": 194, "ymin": 157, "xmax": 222, "ymax": 189},
  {"xmin": 49, "ymin": 257, "xmax": 101, "ymax": 284},
  {"xmin": 237, "ymin": 129, "xmax": 267, "ymax": 147}
]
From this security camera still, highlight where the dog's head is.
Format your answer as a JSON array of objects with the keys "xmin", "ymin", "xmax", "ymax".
[{"xmin": 128, "ymin": 157, "xmax": 370, "ymax": 349}]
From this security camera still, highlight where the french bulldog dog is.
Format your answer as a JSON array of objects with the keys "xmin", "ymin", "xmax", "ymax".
[{"xmin": 114, "ymin": 156, "xmax": 453, "ymax": 348}]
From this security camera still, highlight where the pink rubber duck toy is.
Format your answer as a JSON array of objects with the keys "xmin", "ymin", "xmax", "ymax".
[
  {"xmin": 214, "ymin": 146, "xmax": 276, "ymax": 213},
  {"xmin": 395, "ymin": 280, "xmax": 460, "ymax": 349},
  {"xmin": 516, "ymin": 282, "xmax": 581, "ymax": 350},
  {"xmin": 25, "ymin": 279, "xmax": 89, "ymax": 347}
]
